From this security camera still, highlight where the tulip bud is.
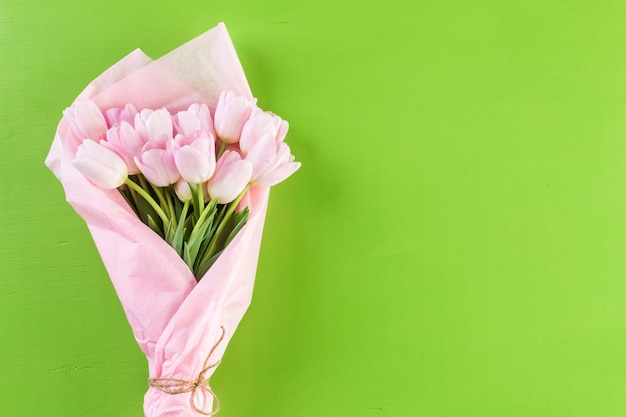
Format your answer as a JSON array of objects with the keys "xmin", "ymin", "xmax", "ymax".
[
  {"xmin": 173, "ymin": 133, "xmax": 216, "ymax": 185},
  {"xmin": 213, "ymin": 91, "xmax": 257, "ymax": 144},
  {"xmin": 175, "ymin": 103, "xmax": 215, "ymax": 138},
  {"xmin": 104, "ymin": 103, "xmax": 138, "ymax": 128},
  {"xmin": 175, "ymin": 179, "xmax": 193, "ymax": 202},
  {"xmin": 72, "ymin": 139, "xmax": 128, "ymax": 189},
  {"xmin": 246, "ymin": 134, "xmax": 301, "ymax": 188},
  {"xmin": 239, "ymin": 111, "xmax": 284, "ymax": 155},
  {"xmin": 206, "ymin": 151, "xmax": 253, "ymax": 204},
  {"xmin": 63, "ymin": 98, "xmax": 108, "ymax": 140},
  {"xmin": 134, "ymin": 108, "xmax": 174, "ymax": 142},
  {"xmin": 101, "ymin": 121, "xmax": 145, "ymax": 174},
  {"xmin": 135, "ymin": 140, "xmax": 180, "ymax": 187}
]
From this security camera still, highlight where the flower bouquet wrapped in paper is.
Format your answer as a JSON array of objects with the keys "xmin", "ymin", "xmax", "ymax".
[{"xmin": 45, "ymin": 23, "xmax": 300, "ymax": 416}]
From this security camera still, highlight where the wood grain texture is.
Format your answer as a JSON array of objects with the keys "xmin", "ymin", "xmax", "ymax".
[{"xmin": 3, "ymin": 0, "xmax": 626, "ymax": 416}]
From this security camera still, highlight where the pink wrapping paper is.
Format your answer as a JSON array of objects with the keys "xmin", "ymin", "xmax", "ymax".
[{"xmin": 46, "ymin": 23, "xmax": 269, "ymax": 416}]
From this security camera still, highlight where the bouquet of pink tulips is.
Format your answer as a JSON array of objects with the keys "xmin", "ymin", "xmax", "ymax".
[
  {"xmin": 46, "ymin": 23, "xmax": 299, "ymax": 416},
  {"xmin": 69, "ymin": 90, "xmax": 298, "ymax": 279}
]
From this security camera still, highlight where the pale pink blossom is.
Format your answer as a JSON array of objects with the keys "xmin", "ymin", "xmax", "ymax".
[
  {"xmin": 104, "ymin": 103, "xmax": 138, "ymax": 128},
  {"xmin": 135, "ymin": 140, "xmax": 180, "ymax": 187},
  {"xmin": 101, "ymin": 121, "xmax": 145, "ymax": 174},
  {"xmin": 72, "ymin": 139, "xmax": 128, "ymax": 189},
  {"xmin": 245, "ymin": 133, "xmax": 276, "ymax": 179},
  {"xmin": 213, "ymin": 91, "xmax": 257, "ymax": 144},
  {"xmin": 173, "ymin": 133, "xmax": 216, "ymax": 185},
  {"xmin": 246, "ymin": 134, "xmax": 301, "ymax": 187},
  {"xmin": 175, "ymin": 103, "xmax": 214, "ymax": 138},
  {"xmin": 206, "ymin": 150, "xmax": 253, "ymax": 204},
  {"xmin": 64, "ymin": 98, "xmax": 108, "ymax": 140},
  {"xmin": 239, "ymin": 111, "xmax": 285, "ymax": 155},
  {"xmin": 175, "ymin": 179, "xmax": 192, "ymax": 202},
  {"xmin": 134, "ymin": 108, "xmax": 174, "ymax": 142}
]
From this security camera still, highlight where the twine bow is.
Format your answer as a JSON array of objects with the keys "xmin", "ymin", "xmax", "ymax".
[{"xmin": 149, "ymin": 326, "xmax": 226, "ymax": 416}]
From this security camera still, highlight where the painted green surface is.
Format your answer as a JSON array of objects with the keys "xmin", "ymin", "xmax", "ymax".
[{"xmin": 2, "ymin": 0, "xmax": 626, "ymax": 416}]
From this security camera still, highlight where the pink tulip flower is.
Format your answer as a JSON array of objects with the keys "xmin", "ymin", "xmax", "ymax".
[
  {"xmin": 101, "ymin": 121, "xmax": 145, "ymax": 174},
  {"xmin": 239, "ymin": 111, "xmax": 285, "ymax": 155},
  {"xmin": 104, "ymin": 103, "xmax": 138, "ymax": 128},
  {"xmin": 213, "ymin": 91, "xmax": 257, "ymax": 144},
  {"xmin": 206, "ymin": 150, "xmax": 253, "ymax": 204},
  {"xmin": 174, "ymin": 179, "xmax": 192, "ymax": 202},
  {"xmin": 134, "ymin": 108, "xmax": 174, "ymax": 142},
  {"xmin": 72, "ymin": 139, "xmax": 128, "ymax": 189},
  {"xmin": 63, "ymin": 98, "xmax": 108, "ymax": 140},
  {"xmin": 246, "ymin": 134, "xmax": 301, "ymax": 188},
  {"xmin": 173, "ymin": 133, "xmax": 216, "ymax": 185},
  {"xmin": 175, "ymin": 103, "xmax": 214, "ymax": 138},
  {"xmin": 135, "ymin": 140, "xmax": 180, "ymax": 187}
]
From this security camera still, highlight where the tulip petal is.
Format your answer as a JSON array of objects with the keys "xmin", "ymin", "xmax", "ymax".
[
  {"xmin": 147, "ymin": 109, "xmax": 173, "ymax": 141},
  {"xmin": 276, "ymin": 120, "xmax": 289, "ymax": 142},
  {"xmin": 175, "ymin": 179, "xmax": 192, "ymax": 202},
  {"xmin": 207, "ymin": 159, "xmax": 253, "ymax": 204},
  {"xmin": 253, "ymin": 161, "xmax": 301, "ymax": 188},
  {"xmin": 246, "ymin": 133, "xmax": 277, "ymax": 180},
  {"xmin": 214, "ymin": 91, "xmax": 257, "ymax": 143},
  {"xmin": 64, "ymin": 98, "xmax": 108, "ymax": 140},
  {"xmin": 73, "ymin": 139, "xmax": 128, "ymax": 189},
  {"xmin": 240, "ymin": 112, "xmax": 279, "ymax": 155},
  {"xmin": 72, "ymin": 160, "xmax": 127, "ymax": 189},
  {"xmin": 136, "ymin": 147, "xmax": 180, "ymax": 187},
  {"xmin": 174, "ymin": 146, "xmax": 214, "ymax": 184}
]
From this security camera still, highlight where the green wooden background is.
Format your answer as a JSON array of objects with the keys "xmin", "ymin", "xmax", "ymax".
[{"xmin": 3, "ymin": 0, "xmax": 626, "ymax": 416}]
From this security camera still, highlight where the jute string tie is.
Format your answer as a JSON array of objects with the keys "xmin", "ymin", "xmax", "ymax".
[{"xmin": 149, "ymin": 326, "xmax": 225, "ymax": 416}]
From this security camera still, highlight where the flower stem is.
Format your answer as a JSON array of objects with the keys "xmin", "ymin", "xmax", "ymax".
[
  {"xmin": 150, "ymin": 184, "xmax": 172, "ymax": 218},
  {"xmin": 197, "ymin": 183, "xmax": 204, "ymax": 213},
  {"xmin": 204, "ymin": 184, "xmax": 250, "ymax": 261},
  {"xmin": 127, "ymin": 185, "xmax": 142, "ymax": 214},
  {"xmin": 124, "ymin": 178, "xmax": 170, "ymax": 230},
  {"xmin": 180, "ymin": 199, "xmax": 190, "ymax": 225},
  {"xmin": 167, "ymin": 185, "xmax": 176, "ymax": 216},
  {"xmin": 137, "ymin": 174, "xmax": 150, "ymax": 193},
  {"xmin": 176, "ymin": 199, "xmax": 191, "ymax": 253},
  {"xmin": 217, "ymin": 141, "xmax": 228, "ymax": 159},
  {"xmin": 189, "ymin": 199, "xmax": 217, "ymax": 240}
]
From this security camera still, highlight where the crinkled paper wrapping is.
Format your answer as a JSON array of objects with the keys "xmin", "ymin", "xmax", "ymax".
[{"xmin": 46, "ymin": 23, "xmax": 269, "ymax": 416}]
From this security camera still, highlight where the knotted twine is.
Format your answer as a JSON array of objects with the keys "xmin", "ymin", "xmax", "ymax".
[{"xmin": 149, "ymin": 326, "xmax": 226, "ymax": 416}]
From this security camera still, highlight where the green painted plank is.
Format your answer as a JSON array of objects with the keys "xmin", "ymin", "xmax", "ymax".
[{"xmin": 2, "ymin": 0, "xmax": 626, "ymax": 416}]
